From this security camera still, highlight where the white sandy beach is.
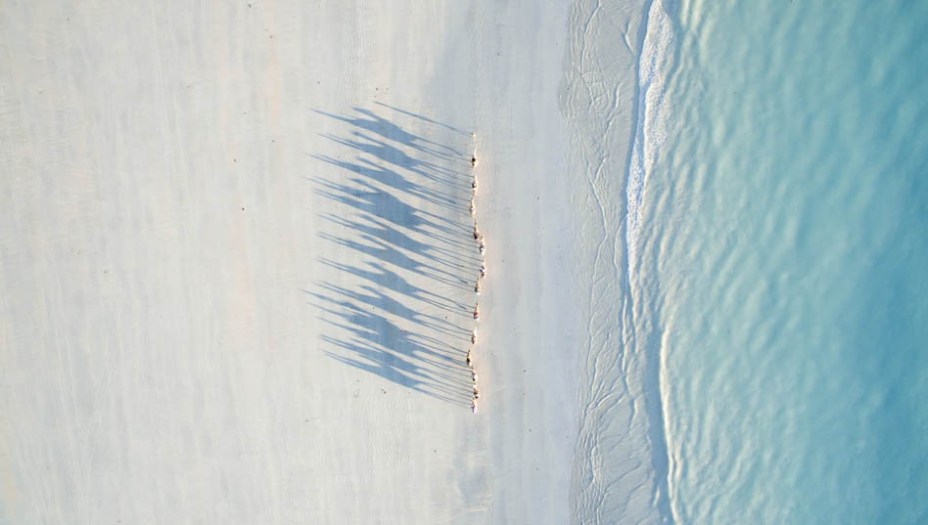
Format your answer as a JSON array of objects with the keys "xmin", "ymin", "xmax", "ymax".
[{"xmin": 1, "ymin": 1, "xmax": 659, "ymax": 524}]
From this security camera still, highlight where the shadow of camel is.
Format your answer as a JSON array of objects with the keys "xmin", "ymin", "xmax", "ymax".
[{"xmin": 309, "ymin": 105, "xmax": 477, "ymax": 407}]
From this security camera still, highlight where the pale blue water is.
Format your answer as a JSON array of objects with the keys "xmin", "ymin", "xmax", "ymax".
[{"xmin": 630, "ymin": 0, "xmax": 928, "ymax": 523}]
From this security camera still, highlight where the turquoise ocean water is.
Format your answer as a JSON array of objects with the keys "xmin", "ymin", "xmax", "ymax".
[{"xmin": 629, "ymin": 0, "xmax": 928, "ymax": 522}]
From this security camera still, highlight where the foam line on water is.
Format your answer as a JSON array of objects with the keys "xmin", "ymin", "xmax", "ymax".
[
  {"xmin": 625, "ymin": 0, "xmax": 678, "ymax": 522},
  {"xmin": 626, "ymin": 0, "xmax": 672, "ymax": 275}
]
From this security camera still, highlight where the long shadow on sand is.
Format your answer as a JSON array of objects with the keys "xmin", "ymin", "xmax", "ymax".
[{"xmin": 308, "ymin": 106, "xmax": 477, "ymax": 407}]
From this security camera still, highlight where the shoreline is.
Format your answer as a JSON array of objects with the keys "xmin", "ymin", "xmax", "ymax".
[{"xmin": 559, "ymin": 0, "xmax": 670, "ymax": 522}]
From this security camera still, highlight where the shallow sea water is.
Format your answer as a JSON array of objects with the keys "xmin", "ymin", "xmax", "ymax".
[{"xmin": 629, "ymin": 0, "xmax": 928, "ymax": 522}]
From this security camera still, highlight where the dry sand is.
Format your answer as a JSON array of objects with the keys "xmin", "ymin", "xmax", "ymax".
[{"xmin": 0, "ymin": 1, "xmax": 653, "ymax": 524}]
